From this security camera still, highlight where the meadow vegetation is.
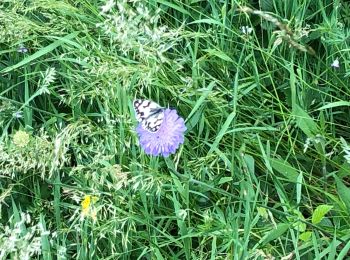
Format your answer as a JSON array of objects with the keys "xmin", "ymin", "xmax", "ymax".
[{"xmin": 1, "ymin": 0, "xmax": 350, "ymax": 259}]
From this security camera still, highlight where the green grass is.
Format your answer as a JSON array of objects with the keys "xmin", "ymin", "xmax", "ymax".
[{"xmin": 1, "ymin": 0, "xmax": 350, "ymax": 259}]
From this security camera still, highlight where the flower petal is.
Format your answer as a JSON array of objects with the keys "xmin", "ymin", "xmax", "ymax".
[{"xmin": 136, "ymin": 108, "xmax": 186, "ymax": 156}]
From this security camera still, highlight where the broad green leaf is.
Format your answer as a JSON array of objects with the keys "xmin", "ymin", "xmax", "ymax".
[
  {"xmin": 257, "ymin": 207, "xmax": 268, "ymax": 219},
  {"xmin": 218, "ymin": 176, "xmax": 233, "ymax": 184},
  {"xmin": 317, "ymin": 101, "xmax": 350, "ymax": 110},
  {"xmin": 185, "ymin": 105, "xmax": 204, "ymax": 132},
  {"xmin": 335, "ymin": 176, "xmax": 350, "ymax": 214},
  {"xmin": 294, "ymin": 221, "xmax": 306, "ymax": 232},
  {"xmin": 244, "ymin": 154, "xmax": 255, "ymax": 175},
  {"xmin": 338, "ymin": 162, "xmax": 350, "ymax": 178},
  {"xmin": 288, "ymin": 209, "xmax": 306, "ymax": 232},
  {"xmin": 299, "ymin": 231, "xmax": 312, "ymax": 241},
  {"xmin": 293, "ymin": 104, "xmax": 319, "ymax": 138},
  {"xmin": 270, "ymin": 158, "xmax": 299, "ymax": 182},
  {"xmin": 203, "ymin": 48, "xmax": 233, "ymax": 62},
  {"xmin": 261, "ymin": 223, "xmax": 290, "ymax": 245},
  {"xmin": 312, "ymin": 205, "xmax": 333, "ymax": 224}
]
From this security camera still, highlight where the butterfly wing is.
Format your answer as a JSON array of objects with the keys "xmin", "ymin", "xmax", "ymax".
[
  {"xmin": 141, "ymin": 112, "xmax": 164, "ymax": 132},
  {"xmin": 133, "ymin": 99, "xmax": 164, "ymax": 132}
]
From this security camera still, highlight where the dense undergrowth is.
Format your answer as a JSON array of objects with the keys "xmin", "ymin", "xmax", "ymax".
[{"xmin": 1, "ymin": 0, "xmax": 350, "ymax": 259}]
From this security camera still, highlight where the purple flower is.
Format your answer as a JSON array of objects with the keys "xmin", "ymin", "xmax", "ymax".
[{"xmin": 136, "ymin": 109, "xmax": 186, "ymax": 157}]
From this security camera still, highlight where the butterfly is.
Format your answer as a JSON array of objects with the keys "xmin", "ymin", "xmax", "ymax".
[{"xmin": 133, "ymin": 99, "xmax": 165, "ymax": 132}]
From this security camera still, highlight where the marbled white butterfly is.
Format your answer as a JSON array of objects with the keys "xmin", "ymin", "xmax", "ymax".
[{"xmin": 133, "ymin": 99, "xmax": 164, "ymax": 132}]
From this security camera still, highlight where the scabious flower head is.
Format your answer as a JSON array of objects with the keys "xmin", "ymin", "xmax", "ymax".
[{"xmin": 136, "ymin": 109, "xmax": 186, "ymax": 157}]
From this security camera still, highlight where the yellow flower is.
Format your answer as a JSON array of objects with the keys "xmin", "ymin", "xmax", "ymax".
[
  {"xmin": 81, "ymin": 195, "xmax": 91, "ymax": 216},
  {"xmin": 13, "ymin": 130, "xmax": 30, "ymax": 148},
  {"xmin": 81, "ymin": 195, "xmax": 99, "ymax": 219}
]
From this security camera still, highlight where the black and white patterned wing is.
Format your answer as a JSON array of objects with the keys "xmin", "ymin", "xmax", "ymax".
[
  {"xmin": 133, "ymin": 99, "xmax": 164, "ymax": 132},
  {"xmin": 141, "ymin": 113, "xmax": 164, "ymax": 132}
]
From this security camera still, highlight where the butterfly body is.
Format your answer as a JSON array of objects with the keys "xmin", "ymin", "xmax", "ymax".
[{"xmin": 133, "ymin": 99, "xmax": 164, "ymax": 132}]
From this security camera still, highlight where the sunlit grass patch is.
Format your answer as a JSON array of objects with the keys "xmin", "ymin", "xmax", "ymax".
[{"xmin": 1, "ymin": 0, "xmax": 350, "ymax": 258}]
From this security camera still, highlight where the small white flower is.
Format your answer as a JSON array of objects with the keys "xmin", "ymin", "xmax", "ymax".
[
  {"xmin": 331, "ymin": 58, "xmax": 340, "ymax": 68},
  {"xmin": 57, "ymin": 245, "xmax": 67, "ymax": 257},
  {"xmin": 303, "ymin": 137, "xmax": 311, "ymax": 153},
  {"xmin": 17, "ymin": 44, "xmax": 28, "ymax": 53},
  {"xmin": 177, "ymin": 209, "xmax": 188, "ymax": 220},
  {"xmin": 240, "ymin": 25, "xmax": 253, "ymax": 35}
]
